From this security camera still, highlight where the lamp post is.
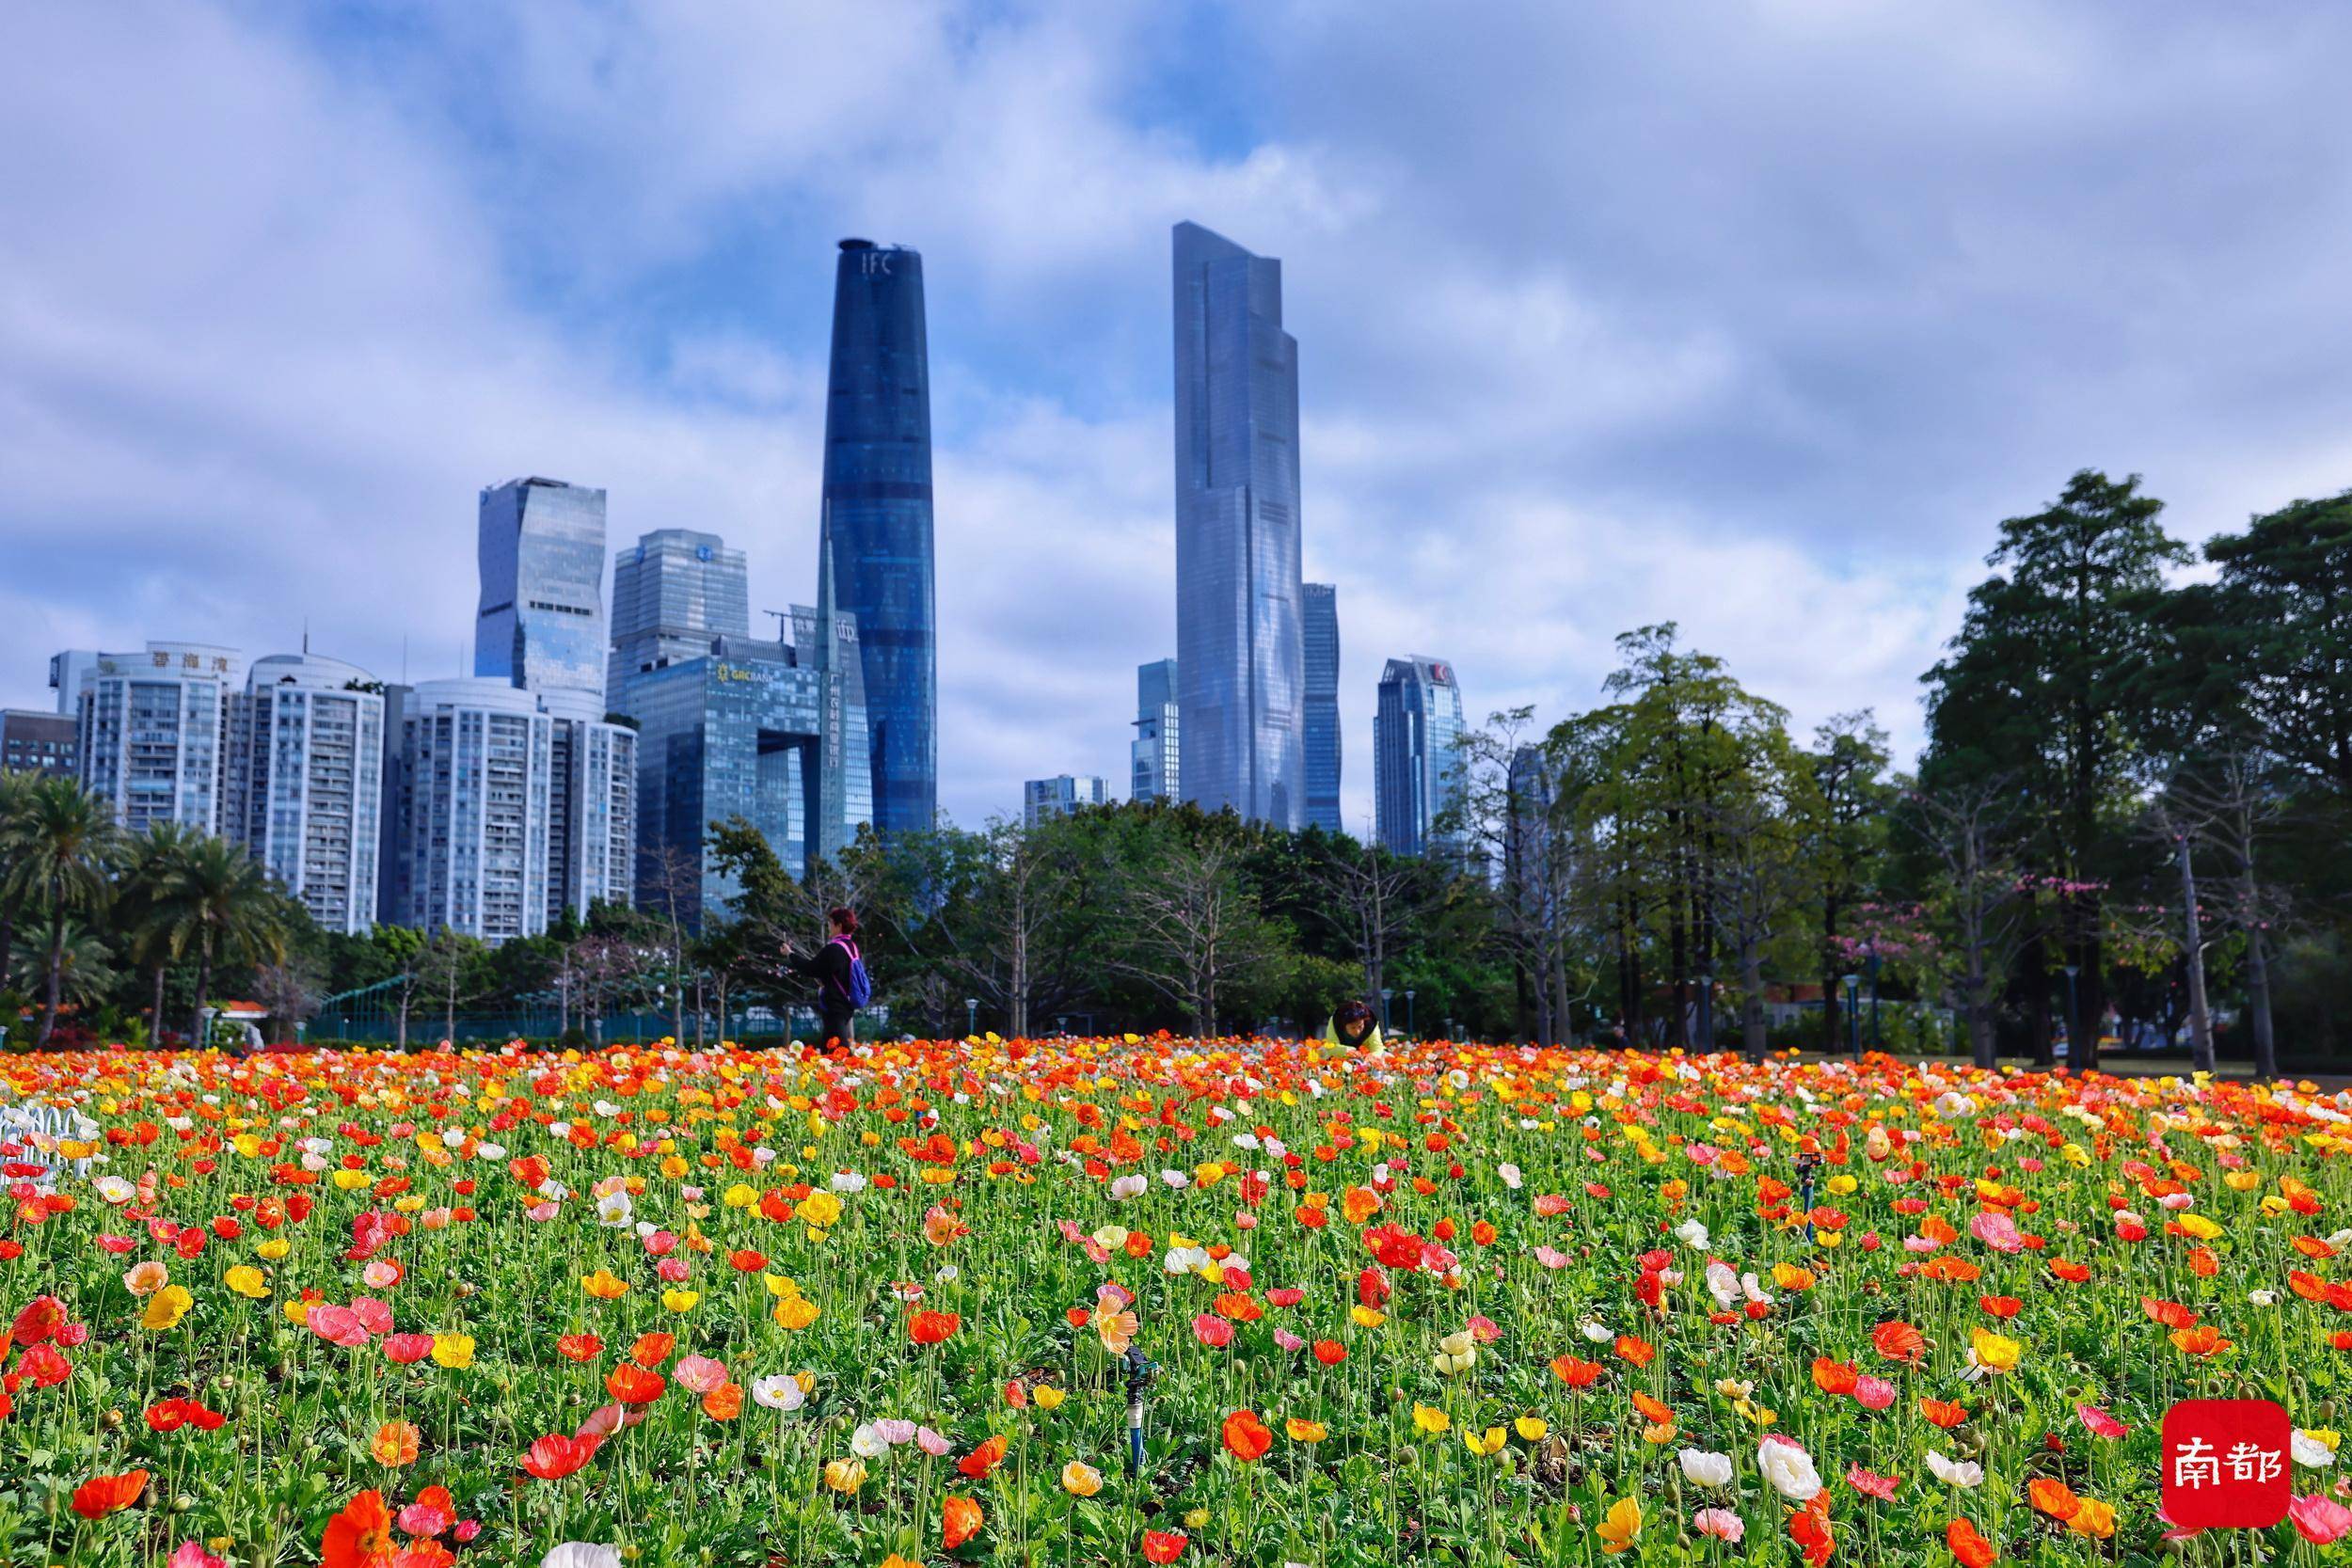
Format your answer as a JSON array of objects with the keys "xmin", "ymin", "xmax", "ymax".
[
  {"xmin": 2060, "ymin": 964, "xmax": 2080, "ymax": 1063},
  {"xmin": 1842, "ymin": 974, "xmax": 1862, "ymax": 1060},
  {"xmin": 1867, "ymin": 943, "xmax": 1882, "ymax": 1051},
  {"xmin": 964, "ymin": 997, "xmax": 978, "ymax": 1038},
  {"xmin": 1380, "ymin": 988, "xmax": 1394, "ymax": 1033},
  {"xmin": 1404, "ymin": 990, "xmax": 1416, "ymax": 1040}
]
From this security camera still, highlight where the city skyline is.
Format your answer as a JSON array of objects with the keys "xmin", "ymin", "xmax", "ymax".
[{"xmin": 12, "ymin": 6, "xmax": 2352, "ymax": 833}]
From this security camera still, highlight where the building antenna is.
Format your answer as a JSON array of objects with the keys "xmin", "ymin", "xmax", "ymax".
[
  {"xmin": 302, "ymin": 616, "xmax": 310, "ymax": 656},
  {"xmin": 401, "ymin": 635, "xmax": 408, "ymax": 685}
]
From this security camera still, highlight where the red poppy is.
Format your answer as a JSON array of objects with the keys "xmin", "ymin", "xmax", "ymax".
[
  {"xmin": 1788, "ymin": 1499, "xmax": 1834, "ymax": 1567},
  {"xmin": 628, "ymin": 1332, "xmax": 675, "ymax": 1368},
  {"xmin": 1311, "ymin": 1338, "xmax": 1347, "ymax": 1366},
  {"xmin": 1549, "ymin": 1355, "xmax": 1604, "ymax": 1388},
  {"xmin": 1979, "ymin": 1295, "xmax": 2022, "ymax": 1320},
  {"xmin": 1871, "ymin": 1321, "xmax": 1926, "ymax": 1364},
  {"xmin": 1613, "ymin": 1335, "xmax": 1655, "ymax": 1368},
  {"xmin": 1810, "ymin": 1358, "xmax": 1859, "ymax": 1397},
  {"xmin": 1142, "ymin": 1530, "xmax": 1189, "ymax": 1563},
  {"xmin": 520, "ymin": 1433, "xmax": 600, "ymax": 1480},
  {"xmin": 556, "ymin": 1335, "xmax": 604, "ymax": 1363},
  {"xmin": 958, "ymin": 1433, "xmax": 1009, "ymax": 1480},
  {"xmin": 1221, "ymin": 1408, "xmax": 1273, "ymax": 1463},
  {"xmin": 2141, "ymin": 1296, "xmax": 2198, "ymax": 1329},
  {"xmin": 70, "ymin": 1468, "xmax": 148, "ymax": 1521},
  {"xmin": 910, "ymin": 1309, "xmax": 961, "ymax": 1345},
  {"xmin": 1920, "ymin": 1398, "xmax": 1969, "ymax": 1429}
]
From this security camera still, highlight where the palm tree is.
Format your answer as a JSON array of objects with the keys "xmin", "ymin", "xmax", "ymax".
[
  {"xmin": 0, "ymin": 769, "xmax": 40, "ymax": 987},
  {"xmin": 0, "ymin": 777, "xmax": 119, "ymax": 1045},
  {"xmin": 9, "ymin": 919, "xmax": 122, "ymax": 1017},
  {"xmin": 116, "ymin": 820, "xmax": 204, "ymax": 1045},
  {"xmin": 160, "ymin": 836, "xmax": 285, "ymax": 1048}
]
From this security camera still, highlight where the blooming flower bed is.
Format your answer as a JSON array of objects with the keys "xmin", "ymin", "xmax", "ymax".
[{"xmin": 2, "ymin": 1039, "xmax": 2349, "ymax": 1566}]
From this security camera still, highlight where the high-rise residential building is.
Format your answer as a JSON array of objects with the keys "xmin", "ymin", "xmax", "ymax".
[
  {"xmin": 1024, "ymin": 774, "xmax": 1108, "ymax": 827},
  {"xmin": 396, "ymin": 678, "xmax": 554, "ymax": 944},
  {"xmin": 375, "ymin": 683, "xmax": 411, "ymax": 928},
  {"xmin": 619, "ymin": 546, "xmax": 869, "ymax": 928},
  {"xmin": 540, "ymin": 688, "xmax": 638, "ymax": 925},
  {"xmin": 1374, "ymin": 656, "xmax": 1467, "ymax": 857},
  {"xmin": 233, "ymin": 654, "xmax": 384, "ymax": 934},
  {"xmin": 47, "ymin": 651, "xmax": 100, "ymax": 716},
  {"xmin": 1131, "ymin": 657, "xmax": 1180, "ymax": 803},
  {"xmin": 1302, "ymin": 582, "xmax": 1342, "ymax": 834},
  {"xmin": 608, "ymin": 528, "xmax": 751, "ymax": 705},
  {"xmin": 822, "ymin": 237, "xmax": 936, "ymax": 838},
  {"xmin": 476, "ymin": 478, "xmax": 609, "ymax": 698},
  {"xmin": 1173, "ymin": 221, "xmax": 1303, "ymax": 830},
  {"xmin": 0, "ymin": 710, "xmax": 77, "ymax": 777},
  {"xmin": 74, "ymin": 642, "xmax": 246, "ymax": 833}
]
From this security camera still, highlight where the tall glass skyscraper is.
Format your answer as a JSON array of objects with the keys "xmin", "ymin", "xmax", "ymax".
[
  {"xmin": 477, "ymin": 478, "xmax": 608, "ymax": 699},
  {"xmin": 1131, "ymin": 657, "xmax": 1180, "ymax": 802},
  {"xmin": 1302, "ymin": 582, "xmax": 1342, "ymax": 833},
  {"xmin": 822, "ymin": 238, "xmax": 936, "ymax": 837},
  {"xmin": 608, "ymin": 529, "xmax": 750, "ymax": 705},
  {"xmin": 1173, "ymin": 221, "xmax": 1303, "ymax": 829},
  {"xmin": 1374, "ymin": 656, "xmax": 1467, "ymax": 857}
]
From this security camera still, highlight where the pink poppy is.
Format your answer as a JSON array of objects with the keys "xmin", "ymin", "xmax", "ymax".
[
  {"xmin": 96, "ymin": 1234, "xmax": 136, "ymax": 1255},
  {"xmin": 396, "ymin": 1499, "xmax": 453, "ymax": 1538},
  {"xmin": 168, "ymin": 1544, "xmax": 228, "ymax": 1568},
  {"xmin": 1968, "ymin": 1212, "xmax": 2024, "ymax": 1254},
  {"xmin": 655, "ymin": 1258, "xmax": 691, "ymax": 1283},
  {"xmin": 1273, "ymin": 1328, "xmax": 1306, "ymax": 1353},
  {"xmin": 873, "ymin": 1418, "xmax": 917, "ymax": 1445},
  {"xmin": 675, "ymin": 1354, "xmax": 728, "ymax": 1395},
  {"xmin": 350, "ymin": 1297, "xmax": 394, "ymax": 1335},
  {"xmin": 2291, "ymin": 1495, "xmax": 2352, "ymax": 1545},
  {"xmin": 577, "ymin": 1402, "xmax": 647, "ymax": 1440},
  {"xmin": 1693, "ymin": 1509, "xmax": 1744, "ymax": 1543},
  {"xmin": 2074, "ymin": 1402, "xmax": 2128, "ymax": 1438},
  {"xmin": 1851, "ymin": 1376, "xmax": 1897, "ymax": 1411},
  {"xmin": 1846, "ymin": 1465, "xmax": 1899, "ymax": 1500},
  {"xmin": 1266, "ymin": 1288, "xmax": 1305, "ymax": 1308},
  {"xmin": 643, "ymin": 1230, "xmax": 678, "ymax": 1257},
  {"xmin": 1192, "ymin": 1313, "xmax": 1234, "ymax": 1349},
  {"xmin": 1096, "ymin": 1281, "xmax": 1135, "ymax": 1309},
  {"xmin": 306, "ymin": 1305, "xmax": 369, "ymax": 1347},
  {"xmin": 382, "ymin": 1334, "xmax": 436, "ymax": 1364},
  {"xmin": 1468, "ymin": 1316, "xmax": 1502, "ymax": 1343},
  {"xmin": 916, "ymin": 1427, "xmax": 954, "ymax": 1456},
  {"xmin": 1534, "ymin": 1246, "xmax": 1571, "ymax": 1271}
]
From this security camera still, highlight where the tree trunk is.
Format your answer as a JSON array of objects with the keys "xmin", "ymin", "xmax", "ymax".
[
  {"xmin": 396, "ymin": 993, "xmax": 410, "ymax": 1053},
  {"xmin": 2246, "ymin": 914, "xmax": 2277, "ymax": 1082},
  {"xmin": 150, "ymin": 963, "xmax": 167, "ymax": 1046},
  {"xmin": 36, "ymin": 908, "xmax": 65, "ymax": 1047},
  {"xmin": 190, "ymin": 949, "xmax": 214, "ymax": 1050},
  {"xmin": 2179, "ymin": 836, "xmax": 2215, "ymax": 1074},
  {"xmin": 1740, "ymin": 940, "xmax": 1768, "ymax": 1060}
]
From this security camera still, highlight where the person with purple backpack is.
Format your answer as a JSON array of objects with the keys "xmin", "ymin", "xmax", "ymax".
[{"xmin": 781, "ymin": 905, "xmax": 872, "ymax": 1051}]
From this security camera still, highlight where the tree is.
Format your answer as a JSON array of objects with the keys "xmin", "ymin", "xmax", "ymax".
[
  {"xmin": 2, "ymin": 777, "xmax": 119, "ymax": 1046},
  {"xmin": 1704, "ymin": 731, "xmax": 1822, "ymax": 1059},
  {"xmin": 158, "ymin": 835, "xmax": 284, "ymax": 1048},
  {"xmin": 115, "ymin": 820, "xmax": 202, "ymax": 1045},
  {"xmin": 1445, "ymin": 706, "xmax": 1577, "ymax": 1044},
  {"xmin": 1905, "ymin": 776, "xmax": 2038, "ymax": 1069},
  {"xmin": 1104, "ymin": 836, "xmax": 1282, "ymax": 1037},
  {"xmin": 1311, "ymin": 832, "xmax": 1427, "ymax": 1012},
  {"xmin": 1806, "ymin": 713, "xmax": 1893, "ymax": 1052},
  {"xmin": 1923, "ymin": 470, "xmax": 2189, "ymax": 1069},
  {"xmin": 412, "ymin": 929, "xmax": 489, "ymax": 1044},
  {"xmin": 251, "ymin": 954, "xmax": 326, "ymax": 1044},
  {"xmin": 2185, "ymin": 490, "xmax": 2352, "ymax": 796}
]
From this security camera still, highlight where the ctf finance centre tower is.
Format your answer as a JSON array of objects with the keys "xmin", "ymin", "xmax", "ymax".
[
  {"xmin": 1173, "ymin": 221, "xmax": 1304, "ymax": 830},
  {"xmin": 821, "ymin": 237, "xmax": 937, "ymax": 838}
]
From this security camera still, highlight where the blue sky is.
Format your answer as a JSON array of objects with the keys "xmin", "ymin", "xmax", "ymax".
[{"xmin": 8, "ymin": 2, "xmax": 2352, "ymax": 830}]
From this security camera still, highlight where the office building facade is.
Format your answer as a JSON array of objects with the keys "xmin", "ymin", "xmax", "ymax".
[
  {"xmin": 1131, "ymin": 657, "xmax": 1180, "ymax": 803},
  {"xmin": 396, "ymin": 678, "xmax": 554, "ymax": 943},
  {"xmin": 1024, "ymin": 774, "xmax": 1108, "ymax": 827},
  {"xmin": 1373, "ymin": 656, "xmax": 1467, "ymax": 858},
  {"xmin": 619, "ymin": 576, "xmax": 869, "ymax": 928},
  {"xmin": 74, "ymin": 642, "xmax": 246, "ymax": 834},
  {"xmin": 477, "ymin": 478, "xmax": 609, "ymax": 698},
  {"xmin": 1172, "ymin": 221, "xmax": 1304, "ymax": 829},
  {"xmin": 46, "ymin": 651, "xmax": 100, "ymax": 717},
  {"xmin": 1, "ymin": 710, "xmax": 77, "ymax": 778},
  {"xmin": 608, "ymin": 528, "xmax": 751, "ymax": 705},
  {"xmin": 234, "ymin": 654, "xmax": 384, "ymax": 934},
  {"xmin": 1302, "ymin": 582, "xmax": 1342, "ymax": 833},
  {"xmin": 822, "ymin": 238, "xmax": 937, "ymax": 837}
]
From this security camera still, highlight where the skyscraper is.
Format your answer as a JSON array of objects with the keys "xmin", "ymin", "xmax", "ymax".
[
  {"xmin": 822, "ymin": 237, "xmax": 936, "ymax": 837},
  {"xmin": 1302, "ymin": 582, "xmax": 1341, "ymax": 834},
  {"xmin": 608, "ymin": 529, "xmax": 751, "ymax": 705},
  {"xmin": 1173, "ymin": 221, "xmax": 1303, "ymax": 829},
  {"xmin": 1024, "ymin": 774, "xmax": 1108, "ymax": 826},
  {"xmin": 74, "ymin": 641, "xmax": 245, "ymax": 834},
  {"xmin": 1374, "ymin": 656, "xmax": 1467, "ymax": 857},
  {"xmin": 540, "ymin": 687, "xmax": 638, "ymax": 925},
  {"xmin": 1131, "ymin": 657, "xmax": 1180, "ymax": 803},
  {"xmin": 234, "ymin": 653, "xmax": 384, "ymax": 934},
  {"xmin": 477, "ymin": 478, "xmax": 608, "ymax": 698}
]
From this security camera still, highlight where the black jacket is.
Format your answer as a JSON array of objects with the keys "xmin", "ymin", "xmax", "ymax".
[{"xmin": 788, "ymin": 938, "xmax": 858, "ymax": 1006}]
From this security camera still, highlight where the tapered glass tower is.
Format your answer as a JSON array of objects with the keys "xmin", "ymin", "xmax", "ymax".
[
  {"xmin": 1173, "ymin": 221, "xmax": 1303, "ymax": 829},
  {"xmin": 821, "ymin": 238, "xmax": 936, "ymax": 837}
]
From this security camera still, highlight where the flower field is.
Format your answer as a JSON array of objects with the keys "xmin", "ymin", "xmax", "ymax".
[{"xmin": 5, "ymin": 1039, "xmax": 2352, "ymax": 1567}]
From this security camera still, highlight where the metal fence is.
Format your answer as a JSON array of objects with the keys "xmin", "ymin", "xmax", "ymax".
[{"xmin": 306, "ymin": 977, "xmax": 875, "ymax": 1046}]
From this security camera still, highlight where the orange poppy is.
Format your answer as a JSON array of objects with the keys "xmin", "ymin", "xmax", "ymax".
[
  {"xmin": 605, "ymin": 1364, "xmax": 667, "ymax": 1404},
  {"xmin": 1550, "ymin": 1355, "xmax": 1604, "ymax": 1388},
  {"xmin": 1631, "ymin": 1391, "xmax": 1674, "ymax": 1425},
  {"xmin": 629, "ymin": 1331, "xmax": 675, "ymax": 1368},
  {"xmin": 2027, "ymin": 1478, "xmax": 2079, "ymax": 1520},
  {"xmin": 556, "ymin": 1334, "xmax": 604, "ymax": 1362},
  {"xmin": 1872, "ymin": 1321, "xmax": 1927, "ymax": 1364},
  {"xmin": 910, "ymin": 1309, "xmax": 961, "ymax": 1345},
  {"xmin": 2169, "ymin": 1324, "xmax": 2233, "ymax": 1356},
  {"xmin": 369, "ymin": 1420, "xmax": 421, "ymax": 1466},
  {"xmin": 1947, "ymin": 1517, "xmax": 1996, "ymax": 1568},
  {"xmin": 1920, "ymin": 1399, "xmax": 1969, "ymax": 1429},
  {"xmin": 943, "ymin": 1495, "xmax": 984, "ymax": 1550},
  {"xmin": 958, "ymin": 1434, "xmax": 1009, "ymax": 1480},
  {"xmin": 2141, "ymin": 1297, "xmax": 2198, "ymax": 1329},
  {"xmin": 701, "ymin": 1383, "xmax": 743, "ymax": 1420},
  {"xmin": 1811, "ymin": 1358, "xmax": 1859, "ymax": 1396},
  {"xmin": 1614, "ymin": 1335, "xmax": 1656, "ymax": 1368}
]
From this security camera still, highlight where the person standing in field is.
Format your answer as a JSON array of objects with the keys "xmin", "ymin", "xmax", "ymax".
[{"xmin": 781, "ymin": 906, "xmax": 871, "ymax": 1052}]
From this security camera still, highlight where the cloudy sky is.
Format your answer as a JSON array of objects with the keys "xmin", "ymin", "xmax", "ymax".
[{"xmin": 8, "ymin": 2, "xmax": 2352, "ymax": 830}]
